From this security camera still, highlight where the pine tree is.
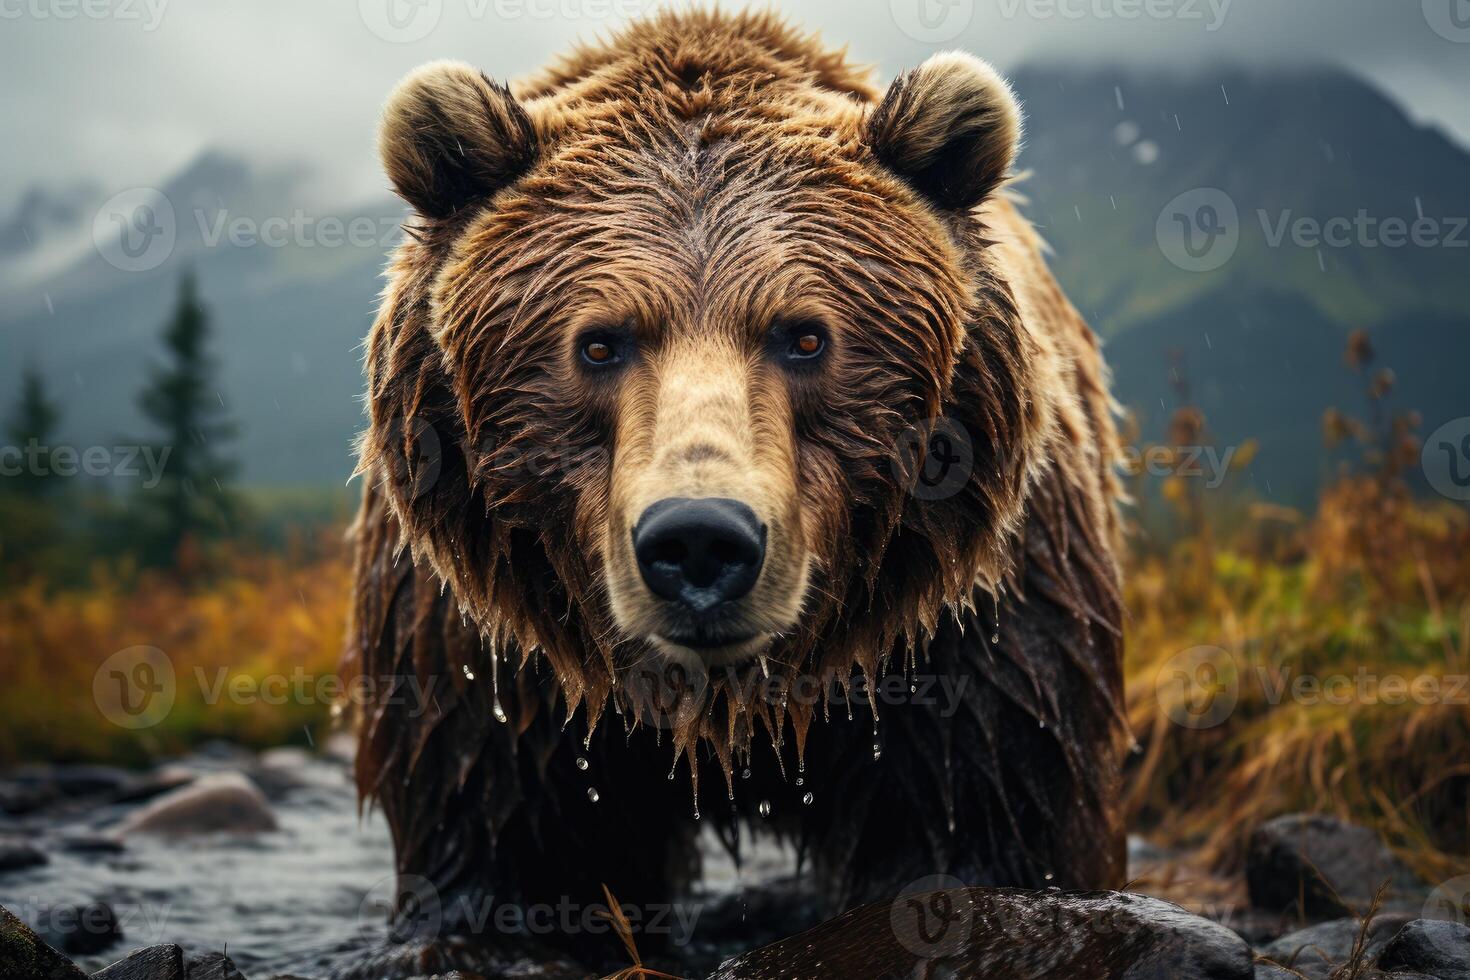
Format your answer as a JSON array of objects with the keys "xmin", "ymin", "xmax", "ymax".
[
  {"xmin": 135, "ymin": 271, "xmax": 239, "ymax": 566},
  {"xmin": 4, "ymin": 364, "xmax": 62, "ymax": 499}
]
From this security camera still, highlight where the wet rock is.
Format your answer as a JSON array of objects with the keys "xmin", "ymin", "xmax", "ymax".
[
  {"xmin": 1375, "ymin": 918, "xmax": 1470, "ymax": 979},
  {"xmin": 108, "ymin": 766, "xmax": 196, "ymax": 807},
  {"xmin": 185, "ymin": 950, "xmax": 247, "ymax": 980},
  {"xmin": 0, "ymin": 837, "xmax": 49, "ymax": 873},
  {"xmin": 708, "ymin": 888, "xmax": 1254, "ymax": 979},
  {"xmin": 1257, "ymin": 914, "xmax": 1411, "ymax": 978},
  {"xmin": 35, "ymin": 903, "xmax": 123, "ymax": 957},
  {"xmin": 116, "ymin": 772, "xmax": 277, "ymax": 837},
  {"xmin": 1253, "ymin": 966, "xmax": 1301, "ymax": 980},
  {"xmin": 1246, "ymin": 814, "xmax": 1422, "ymax": 919},
  {"xmin": 0, "ymin": 903, "xmax": 88, "ymax": 979},
  {"xmin": 54, "ymin": 834, "xmax": 125, "ymax": 856},
  {"xmin": 91, "ymin": 944, "xmax": 185, "ymax": 980},
  {"xmin": 323, "ymin": 732, "xmax": 357, "ymax": 767}
]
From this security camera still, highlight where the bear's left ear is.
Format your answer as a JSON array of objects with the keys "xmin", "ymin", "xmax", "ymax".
[
  {"xmin": 866, "ymin": 52, "xmax": 1022, "ymax": 213},
  {"xmin": 379, "ymin": 60, "xmax": 538, "ymax": 219}
]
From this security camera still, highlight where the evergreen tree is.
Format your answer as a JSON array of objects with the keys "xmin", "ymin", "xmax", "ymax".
[
  {"xmin": 135, "ymin": 271, "xmax": 239, "ymax": 566},
  {"xmin": 4, "ymin": 364, "xmax": 62, "ymax": 499}
]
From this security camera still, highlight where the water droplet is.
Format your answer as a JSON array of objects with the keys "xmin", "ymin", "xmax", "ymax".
[
  {"xmin": 991, "ymin": 633, "xmax": 1000, "ymax": 645},
  {"xmin": 1044, "ymin": 872, "xmax": 1054, "ymax": 881},
  {"xmin": 667, "ymin": 772, "xmax": 676, "ymax": 781},
  {"xmin": 492, "ymin": 703, "xmax": 507, "ymax": 723},
  {"xmin": 741, "ymin": 768, "xmax": 751, "ymax": 779},
  {"xmin": 462, "ymin": 665, "xmax": 475, "ymax": 681},
  {"xmin": 802, "ymin": 792, "xmax": 814, "ymax": 805},
  {"xmin": 872, "ymin": 744, "xmax": 883, "ymax": 760},
  {"xmin": 758, "ymin": 800, "xmax": 772, "ymax": 817},
  {"xmin": 795, "ymin": 776, "xmax": 804, "ymax": 787},
  {"xmin": 576, "ymin": 757, "xmax": 588, "ymax": 771},
  {"xmin": 1038, "ymin": 719, "xmax": 1046, "ymax": 729},
  {"xmin": 727, "ymin": 788, "xmax": 735, "ymax": 800},
  {"xmin": 587, "ymin": 787, "xmax": 599, "ymax": 803}
]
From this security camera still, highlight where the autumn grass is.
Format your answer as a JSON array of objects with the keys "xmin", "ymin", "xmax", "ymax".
[{"xmin": 0, "ymin": 541, "xmax": 349, "ymax": 767}]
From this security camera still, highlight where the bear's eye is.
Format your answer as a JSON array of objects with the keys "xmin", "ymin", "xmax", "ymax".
[
  {"xmin": 577, "ymin": 329, "xmax": 631, "ymax": 371},
  {"xmin": 769, "ymin": 319, "xmax": 829, "ymax": 369}
]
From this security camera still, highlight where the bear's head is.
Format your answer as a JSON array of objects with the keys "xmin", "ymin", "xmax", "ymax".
[{"xmin": 361, "ymin": 28, "xmax": 1051, "ymax": 761}]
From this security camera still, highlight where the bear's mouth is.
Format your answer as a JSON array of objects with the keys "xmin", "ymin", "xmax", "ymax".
[{"xmin": 652, "ymin": 630, "xmax": 772, "ymax": 666}]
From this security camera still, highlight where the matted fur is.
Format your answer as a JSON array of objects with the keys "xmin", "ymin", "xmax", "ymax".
[{"xmin": 345, "ymin": 8, "xmax": 1126, "ymax": 945}]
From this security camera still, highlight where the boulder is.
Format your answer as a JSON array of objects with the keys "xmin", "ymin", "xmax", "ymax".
[
  {"xmin": 0, "ymin": 903, "xmax": 87, "ymax": 979},
  {"xmin": 185, "ymin": 950, "xmax": 248, "ymax": 980},
  {"xmin": 34, "ymin": 903, "xmax": 123, "ymax": 957},
  {"xmin": 1246, "ymin": 814, "xmax": 1421, "ymax": 919},
  {"xmin": 1257, "ymin": 914, "xmax": 1411, "ymax": 978},
  {"xmin": 709, "ymin": 888, "xmax": 1254, "ymax": 979},
  {"xmin": 91, "ymin": 944, "xmax": 185, "ymax": 980},
  {"xmin": 1375, "ymin": 918, "xmax": 1470, "ymax": 979},
  {"xmin": 0, "ymin": 837, "xmax": 48, "ymax": 874},
  {"xmin": 116, "ymin": 772, "xmax": 277, "ymax": 837}
]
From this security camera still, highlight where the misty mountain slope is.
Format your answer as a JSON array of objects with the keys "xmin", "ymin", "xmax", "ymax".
[
  {"xmin": 0, "ymin": 152, "xmax": 403, "ymax": 486},
  {"xmin": 1, "ymin": 66, "xmax": 1464, "ymax": 494},
  {"xmin": 1012, "ymin": 66, "xmax": 1470, "ymax": 337}
]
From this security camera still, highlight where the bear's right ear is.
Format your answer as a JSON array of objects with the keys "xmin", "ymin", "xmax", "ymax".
[
  {"xmin": 866, "ymin": 52, "xmax": 1021, "ymax": 213},
  {"xmin": 379, "ymin": 60, "xmax": 538, "ymax": 219}
]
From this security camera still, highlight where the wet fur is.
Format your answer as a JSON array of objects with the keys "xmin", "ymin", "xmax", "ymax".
[{"xmin": 344, "ymin": 8, "xmax": 1126, "ymax": 960}]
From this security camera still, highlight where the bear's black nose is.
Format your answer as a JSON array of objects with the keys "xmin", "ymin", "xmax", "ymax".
[{"xmin": 633, "ymin": 497, "xmax": 766, "ymax": 614}]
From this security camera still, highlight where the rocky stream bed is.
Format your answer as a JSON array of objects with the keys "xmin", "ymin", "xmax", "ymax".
[{"xmin": 1, "ymin": 742, "xmax": 1466, "ymax": 979}]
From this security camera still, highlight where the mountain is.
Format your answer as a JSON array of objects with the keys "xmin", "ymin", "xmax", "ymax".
[
  {"xmin": 1010, "ymin": 66, "xmax": 1470, "ymax": 505},
  {"xmin": 0, "ymin": 152, "xmax": 404, "ymax": 487},
  {"xmin": 1010, "ymin": 65, "xmax": 1470, "ymax": 336},
  {"xmin": 1, "ymin": 66, "xmax": 1465, "ymax": 503}
]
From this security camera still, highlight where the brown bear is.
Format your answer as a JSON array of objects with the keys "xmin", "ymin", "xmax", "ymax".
[{"xmin": 344, "ymin": 7, "xmax": 1126, "ymax": 964}]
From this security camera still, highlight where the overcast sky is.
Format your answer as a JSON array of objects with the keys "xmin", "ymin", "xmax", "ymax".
[{"xmin": 3, "ymin": 0, "xmax": 1469, "ymax": 212}]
